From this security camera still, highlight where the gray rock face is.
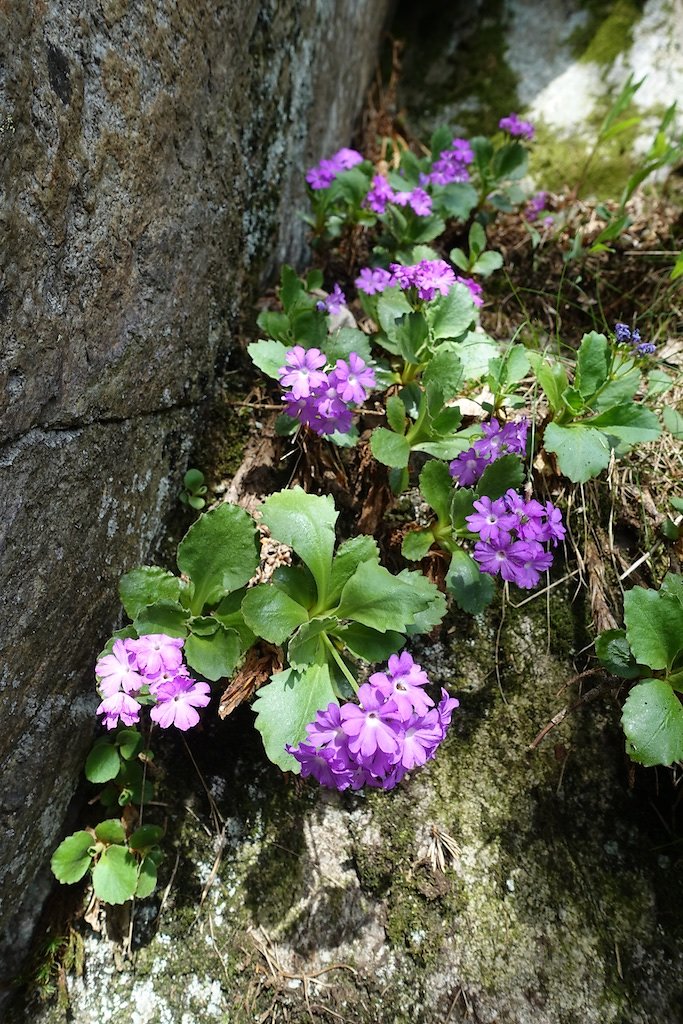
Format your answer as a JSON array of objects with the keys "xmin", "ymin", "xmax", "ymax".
[{"xmin": 0, "ymin": 0, "xmax": 391, "ymax": 967}]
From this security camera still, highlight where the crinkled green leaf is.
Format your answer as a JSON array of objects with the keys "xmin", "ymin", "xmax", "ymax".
[
  {"xmin": 386, "ymin": 394, "xmax": 407, "ymax": 434},
  {"xmin": 129, "ymin": 825, "xmax": 165, "ymax": 851},
  {"xmin": 331, "ymin": 623, "xmax": 405, "ymax": 662},
  {"xmin": 252, "ymin": 666, "xmax": 337, "ymax": 772},
  {"xmin": 446, "ymin": 548, "xmax": 495, "ymax": 614},
  {"xmin": 451, "ymin": 488, "xmax": 476, "ymax": 532},
  {"xmin": 185, "ymin": 623, "xmax": 241, "ymax": 681},
  {"xmin": 585, "ymin": 404, "xmax": 661, "ymax": 446},
  {"xmin": 371, "ymin": 427, "xmax": 411, "ymax": 468},
  {"xmin": 476, "ymin": 454, "xmax": 525, "ymax": 501},
  {"xmin": 241, "ymin": 585, "xmax": 309, "ymax": 646},
  {"xmin": 116, "ymin": 729, "xmax": 143, "ymax": 761},
  {"xmin": 419, "ymin": 460, "xmax": 453, "ymax": 522},
  {"xmin": 401, "ymin": 529, "xmax": 435, "ymax": 561},
  {"xmin": 323, "ymin": 328, "xmax": 372, "ymax": 364},
  {"xmin": 397, "ymin": 569, "xmax": 447, "ymax": 634},
  {"xmin": 119, "ymin": 567, "xmax": 182, "ymax": 621},
  {"xmin": 51, "ymin": 832, "xmax": 94, "ymax": 884},
  {"xmin": 85, "ymin": 743, "xmax": 121, "ymax": 785},
  {"xmin": 260, "ymin": 488, "xmax": 338, "ymax": 603},
  {"xmin": 377, "ymin": 288, "xmax": 413, "ymax": 342},
  {"xmin": 663, "ymin": 406, "xmax": 683, "ymax": 440},
  {"xmin": 471, "ymin": 250, "xmax": 503, "ymax": 276},
  {"xmin": 395, "ymin": 312, "xmax": 429, "ymax": 363},
  {"xmin": 177, "ymin": 503, "xmax": 260, "ymax": 614},
  {"xmin": 134, "ymin": 601, "xmax": 190, "ymax": 639},
  {"xmin": 422, "ymin": 345, "xmax": 464, "ymax": 399},
  {"xmin": 622, "ymin": 678, "xmax": 683, "ymax": 767},
  {"xmin": 271, "ymin": 566, "xmax": 317, "ymax": 610},
  {"xmin": 336, "ymin": 561, "xmax": 442, "ymax": 634},
  {"xmin": 213, "ymin": 588, "xmax": 257, "ymax": 650},
  {"xmin": 457, "ymin": 332, "xmax": 500, "ymax": 379},
  {"xmin": 437, "ymin": 182, "xmax": 478, "ymax": 220},
  {"xmin": 426, "ymin": 284, "xmax": 476, "ymax": 341},
  {"xmin": 135, "ymin": 857, "xmax": 158, "ymax": 900},
  {"xmin": 287, "ymin": 618, "xmax": 336, "ymax": 668},
  {"xmin": 624, "ymin": 586, "xmax": 683, "ymax": 671},
  {"xmin": 94, "ymin": 819, "xmax": 126, "ymax": 845},
  {"xmin": 413, "ymin": 437, "xmax": 471, "ymax": 459},
  {"xmin": 329, "ymin": 535, "xmax": 380, "ymax": 606},
  {"xmin": 189, "ymin": 615, "xmax": 220, "ymax": 637},
  {"xmin": 543, "ymin": 423, "xmax": 611, "ymax": 483},
  {"xmin": 575, "ymin": 332, "xmax": 610, "ymax": 398},
  {"xmin": 92, "ymin": 845, "xmax": 138, "ymax": 905},
  {"xmin": 528, "ymin": 354, "xmax": 570, "ymax": 416},
  {"xmin": 594, "ymin": 628, "xmax": 640, "ymax": 678},
  {"xmin": 247, "ymin": 338, "xmax": 289, "ymax": 379},
  {"xmin": 661, "ymin": 573, "xmax": 683, "ymax": 608}
]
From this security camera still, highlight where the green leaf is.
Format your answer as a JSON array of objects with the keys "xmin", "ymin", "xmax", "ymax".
[
  {"xmin": 261, "ymin": 488, "xmax": 338, "ymax": 604},
  {"xmin": 595, "ymin": 629, "xmax": 640, "ymax": 679},
  {"xmin": 446, "ymin": 549, "xmax": 495, "ymax": 614},
  {"xmin": 489, "ymin": 345, "xmax": 530, "ymax": 389},
  {"xmin": 247, "ymin": 338, "xmax": 289, "ymax": 379},
  {"xmin": 413, "ymin": 437, "xmax": 471, "ymax": 459},
  {"xmin": 134, "ymin": 601, "xmax": 190, "ymax": 639},
  {"xmin": 457, "ymin": 332, "xmax": 500, "ymax": 379},
  {"xmin": 85, "ymin": 743, "xmax": 121, "ymax": 784},
  {"xmin": 585, "ymin": 404, "xmax": 661, "ymax": 446},
  {"xmin": 287, "ymin": 618, "xmax": 337, "ymax": 668},
  {"xmin": 116, "ymin": 729, "xmax": 143, "ymax": 760},
  {"xmin": 331, "ymin": 623, "xmax": 405, "ymax": 662},
  {"xmin": 129, "ymin": 825, "xmax": 165, "ymax": 851},
  {"xmin": 271, "ymin": 566, "xmax": 317, "ymax": 610},
  {"xmin": 395, "ymin": 312, "xmax": 429, "ymax": 363},
  {"xmin": 471, "ymin": 250, "xmax": 503, "ymax": 277},
  {"xmin": 422, "ymin": 345, "xmax": 464, "ymax": 399},
  {"xmin": 329, "ymin": 535, "xmax": 380, "ymax": 606},
  {"xmin": 663, "ymin": 406, "xmax": 683, "ymax": 440},
  {"xmin": 401, "ymin": 529, "xmax": 435, "ymax": 561},
  {"xmin": 543, "ymin": 423, "xmax": 611, "ymax": 483},
  {"xmin": 135, "ymin": 857, "xmax": 158, "ymax": 899},
  {"xmin": 451, "ymin": 488, "xmax": 476, "ymax": 532},
  {"xmin": 575, "ymin": 332, "xmax": 610, "ymax": 398},
  {"xmin": 177, "ymin": 503, "xmax": 259, "ymax": 614},
  {"xmin": 386, "ymin": 394, "xmax": 407, "ymax": 434},
  {"xmin": 256, "ymin": 311, "xmax": 291, "ymax": 344},
  {"xmin": 624, "ymin": 586, "xmax": 683, "ymax": 671},
  {"xmin": 189, "ymin": 615, "xmax": 219, "ymax": 637},
  {"xmin": 323, "ymin": 328, "xmax": 372, "ymax": 364},
  {"xmin": 396, "ymin": 569, "xmax": 447, "ymax": 634},
  {"xmin": 241, "ymin": 585, "xmax": 309, "ymax": 646},
  {"xmin": 528, "ymin": 355, "xmax": 570, "ymax": 415},
  {"xmin": 119, "ymin": 567, "xmax": 182, "ymax": 620},
  {"xmin": 430, "ymin": 406, "xmax": 464, "ymax": 436},
  {"xmin": 476, "ymin": 454, "xmax": 525, "ymax": 501},
  {"xmin": 370, "ymin": 427, "xmax": 411, "ymax": 468},
  {"xmin": 491, "ymin": 141, "xmax": 528, "ymax": 180},
  {"xmin": 252, "ymin": 666, "xmax": 337, "ymax": 771},
  {"xmin": 377, "ymin": 288, "xmax": 413, "ymax": 342},
  {"xmin": 468, "ymin": 221, "xmax": 486, "ymax": 259},
  {"xmin": 436, "ymin": 182, "xmax": 478, "ymax": 220},
  {"xmin": 622, "ymin": 679, "xmax": 683, "ymax": 767},
  {"xmin": 94, "ymin": 819, "xmax": 126, "ymax": 845},
  {"xmin": 185, "ymin": 623, "xmax": 241, "ymax": 681},
  {"xmin": 661, "ymin": 573, "xmax": 683, "ymax": 607},
  {"xmin": 449, "ymin": 246, "xmax": 469, "ymax": 272},
  {"xmin": 593, "ymin": 364, "xmax": 641, "ymax": 409},
  {"xmin": 419, "ymin": 459, "xmax": 454, "ymax": 522},
  {"xmin": 646, "ymin": 368, "xmax": 672, "ymax": 400},
  {"xmin": 426, "ymin": 284, "xmax": 476, "ymax": 341},
  {"xmin": 336, "ymin": 561, "xmax": 445, "ymax": 634},
  {"xmin": 92, "ymin": 845, "xmax": 139, "ymax": 905},
  {"xmin": 51, "ymin": 832, "xmax": 94, "ymax": 884}
]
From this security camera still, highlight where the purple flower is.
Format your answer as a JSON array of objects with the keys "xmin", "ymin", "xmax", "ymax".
[
  {"xmin": 455, "ymin": 276, "xmax": 484, "ymax": 307},
  {"xmin": 332, "ymin": 147, "xmax": 364, "ymax": 171},
  {"xmin": 287, "ymin": 742, "xmax": 355, "ymax": 790},
  {"xmin": 128, "ymin": 633, "xmax": 185, "ymax": 678},
  {"xmin": 397, "ymin": 711, "xmax": 443, "ymax": 769},
  {"xmin": 474, "ymin": 418, "xmax": 508, "ymax": 460},
  {"xmin": 305, "ymin": 148, "xmax": 364, "ymax": 190},
  {"xmin": 525, "ymin": 191, "xmax": 548, "ymax": 222},
  {"xmin": 511, "ymin": 541, "xmax": 553, "ymax": 588},
  {"xmin": 449, "ymin": 447, "xmax": 488, "ymax": 486},
  {"xmin": 636, "ymin": 342, "xmax": 655, "ymax": 356},
  {"xmin": 414, "ymin": 259, "xmax": 456, "ymax": 301},
  {"xmin": 330, "ymin": 353, "xmax": 376, "ymax": 405},
  {"xmin": 499, "ymin": 113, "xmax": 535, "ymax": 140},
  {"xmin": 278, "ymin": 346, "xmax": 328, "ymax": 399},
  {"xmin": 369, "ymin": 651, "xmax": 434, "ymax": 721},
  {"xmin": 340, "ymin": 683, "xmax": 401, "ymax": 762},
  {"xmin": 322, "ymin": 283, "xmax": 346, "ymax": 315},
  {"xmin": 150, "ymin": 676, "xmax": 211, "ymax": 731},
  {"xmin": 364, "ymin": 175, "xmax": 396, "ymax": 214},
  {"xmin": 473, "ymin": 535, "xmax": 530, "ymax": 583},
  {"xmin": 96, "ymin": 690, "xmax": 141, "ymax": 731},
  {"xmin": 503, "ymin": 489, "xmax": 547, "ymax": 542},
  {"xmin": 466, "ymin": 496, "xmax": 518, "ymax": 544},
  {"xmin": 308, "ymin": 386, "xmax": 355, "ymax": 436},
  {"xmin": 95, "ymin": 639, "xmax": 144, "ymax": 697},
  {"xmin": 537, "ymin": 500, "xmax": 567, "ymax": 546},
  {"xmin": 422, "ymin": 138, "xmax": 474, "ymax": 186},
  {"xmin": 355, "ymin": 266, "xmax": 394, "ymax": 295},
  {"xmin": 437, "ymin": 688, "xmax": 460, "ymax": 731},
  {"xmin": 305, "ymin": 702, "xmax": 350, "ymax": 760},
  {"xmin": 614, "ymin": 322, "xmax": 632, "ymax": 343},
  {"xmin": 393, "ymin": 188, "xmax": 433, "ymax": 217}
]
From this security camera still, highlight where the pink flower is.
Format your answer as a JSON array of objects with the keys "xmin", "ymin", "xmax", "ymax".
[
  {"xmin": 278, "ymin": 346, "xmax": 328, "ymax": 400},
  {"xmin": 150, "ymin": 677, "xmax": 211, "ymax": 731},
  {"xmin": 96, "ymin": 690, "xmax": 141, "ymax": 730},
  {"xmin": 95, "ymin": 639, "xmax": 144, "ymax": 697},
  {"xmin": 330, "ymin": 353, "xmax": 376, "ymax": 405},
  {"xmin": 128, "ymin": 634, "xmax": 184, "ymax": 677}
]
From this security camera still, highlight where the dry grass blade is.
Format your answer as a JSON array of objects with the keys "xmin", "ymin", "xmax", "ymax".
[{"xmin": 585, "ymin": 535, "xmax": 619, "ymax": 633}]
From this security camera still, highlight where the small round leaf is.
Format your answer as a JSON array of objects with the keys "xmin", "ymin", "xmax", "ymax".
[
  {"xmin": 51, "ymin": 832, "xmax": 94, "ymax": 884},
  {"xmin": 129, "ymin": 825, "xmax": 165, "ymax": 851},
  {"xmin": 92, "ymin": 845, "xmax": 138, "ymax": 905},
  {"xmin": 85, "ymin": 743, "xmax": 121, "ymax": 784},
  {"xmin": 94, "ymin": 819, "xmax": 126, "ymax": 845},
  {"xmin": 135, "ymin": 857, "xmax": 158, "ymax": 899}
]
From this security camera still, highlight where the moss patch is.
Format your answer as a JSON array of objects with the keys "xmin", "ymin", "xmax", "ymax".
[{"xmin": 569, "ymin": 0, "xmax": 644, "ymax": 64}]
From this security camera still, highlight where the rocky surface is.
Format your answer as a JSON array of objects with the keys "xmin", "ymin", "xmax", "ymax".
[
  {"xmin": 15, "ymin": 593, "xmax": 683, "ymax": 1023},
  {"xmin": 0, "ymin": 0, "xmax": 391, "ymax": 973}
]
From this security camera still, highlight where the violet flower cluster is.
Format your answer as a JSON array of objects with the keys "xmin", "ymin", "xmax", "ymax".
[
  {"xmin": 449, "ymin": 418, "xmax": 529, "ymax": 487},
  {"xmin": 287, "ymin": 652, "xmax": 459, "ymax": 791},
  {"xmin": 420, "ymin": 137, "xmax": 474, "ymax": 187},
  {"xmin": 95, "ymin": 635, "xmax": 210, "ymax": 732},
  {"xmin": 355, "ymin": 258, "xmax": 456, "ymax": 301},
  {"xmin": 315, "ymin": 283, "xmax": 347, "ymax": 316},
  {"xmin": 614, "ymin": 322, "xmax": 655, "ymax": 356},
  {"xmin": 455, "ymin": 275, "xmax": 484, "ymax": 307},
  {"xmin": 467, "ymin": 488, "xmax": 565, "ymax": 589},
  {"xmin": 278, "ymin": 346, "xmax": 376, "ymax": 435},
  {"xmin": 364, "ymin": 174, "xmax": 433, "ymax": 217},
  {"xmin": 305, "ymin": 148, "xmax": 364, "ymax": 190},
  {"xmin": 499, "ymin": 113, "xmax": 535, "ymax": 141},
  {"xmin": 525, "ymin": 191, "xmax": 553, "ymax": 226}
]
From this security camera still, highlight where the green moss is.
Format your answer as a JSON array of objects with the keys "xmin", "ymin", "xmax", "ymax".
[
  {"xmin": 569, "ymin": 0, "xmax": 644, "ymax": 65},
  {"xmin": 530, "ymin": 115, "xmax": 642, "ymax": 199}
]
